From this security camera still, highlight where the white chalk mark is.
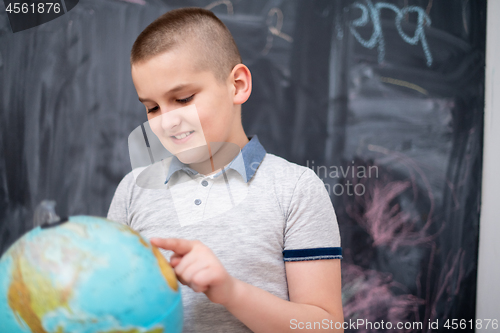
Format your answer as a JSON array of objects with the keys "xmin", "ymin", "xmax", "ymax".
[
  {"xmin": 205, "ymin": 0, "xmax": 234, "ymax": 15},
  {"xmin": 462, "ymin": 0, "xmax": 469, "ymax": 35},
  {"xmin": 118, "ymin": 0, "xmax": 146, "ymax": 5}
]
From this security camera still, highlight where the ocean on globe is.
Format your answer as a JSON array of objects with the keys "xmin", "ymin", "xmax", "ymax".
[{"xmin": 0, "ymin": 215, "xmax": 183, "ymax": 333}]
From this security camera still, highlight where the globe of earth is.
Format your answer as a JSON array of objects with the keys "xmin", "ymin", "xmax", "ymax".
[{"xmin": 0, "ymin": 215, "xmax": 183, "ymax": 333}]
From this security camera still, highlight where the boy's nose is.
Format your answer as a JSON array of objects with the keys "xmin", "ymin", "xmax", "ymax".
[{"xmin": 161, "ymin": 111, "xmax": 182, "ymax": 132}]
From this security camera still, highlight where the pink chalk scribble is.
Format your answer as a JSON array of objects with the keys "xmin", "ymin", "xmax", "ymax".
[
  {"xmin": 342, "ymin": 262, "xmax": 424, "ymax": 333},
  {"xmin": 343, "ymin": 150, "xmax": 444, "ymax": 252},
  {"xmin": 420, "ymin": 245, "xmax": 467, "ymax": 332},
  {"xmin": 340, "ymin": 151, "xmax": 469, "ymax": 331}
]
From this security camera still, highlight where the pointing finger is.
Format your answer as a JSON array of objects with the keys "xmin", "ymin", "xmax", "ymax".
[{"xmin": 150, "ymin": 238, "xmax": 196, "ymax": 255}]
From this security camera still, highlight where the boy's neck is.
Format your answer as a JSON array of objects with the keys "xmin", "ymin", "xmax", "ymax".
[{"xmin": 188, "ymin": 134, "xmax": 249, "ymax": 176}]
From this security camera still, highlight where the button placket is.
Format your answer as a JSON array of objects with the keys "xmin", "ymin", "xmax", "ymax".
[{"xmin": 194, "ymin": 177, "xmax": 210, "ymax": 207}]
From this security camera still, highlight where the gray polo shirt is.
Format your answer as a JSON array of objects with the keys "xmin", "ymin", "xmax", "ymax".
[{"xmin": 107, "ymin": 135, "xmax": 342, "ymax": 333}]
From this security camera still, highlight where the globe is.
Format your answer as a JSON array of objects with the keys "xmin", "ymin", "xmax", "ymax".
[{"xmin": 0, "ymin": 215, "xmax": 183, "ymax": 333}]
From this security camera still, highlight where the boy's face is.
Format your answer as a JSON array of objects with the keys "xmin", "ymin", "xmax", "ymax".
[{"xmin": 131, "ymin": 46, "xmax": 238, "ymax": 164}]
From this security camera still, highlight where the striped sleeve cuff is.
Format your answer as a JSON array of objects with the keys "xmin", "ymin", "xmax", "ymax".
[{"xmin": 282, "ymin": 247, "xmax": 343, "ymax": 262}]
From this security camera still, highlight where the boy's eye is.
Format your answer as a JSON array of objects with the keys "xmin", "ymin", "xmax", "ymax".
[
  {"xmin": 146, "ymin": 94, "xmax": 194, "ymax": 113},
  {"xmin": 176, "ymin": 94, "xmax": 195, "ymax": 104},
  {"xmin": 147, "ymin": 106, "xmax": 159, "ymax": 113}
]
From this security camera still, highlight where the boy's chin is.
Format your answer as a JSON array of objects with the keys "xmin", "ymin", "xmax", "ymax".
[{"xmin": 175, "ymin": 145, "xmax": 211, "ymax": 165}]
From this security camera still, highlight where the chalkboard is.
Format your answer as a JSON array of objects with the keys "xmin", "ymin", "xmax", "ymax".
[{"xmin": 0, "ymin": 0, "xmax": 486, "ymax": 330}]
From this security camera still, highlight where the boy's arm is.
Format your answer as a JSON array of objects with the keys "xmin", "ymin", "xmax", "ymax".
[
  {"xmin": 151, "ymin": 238, "xmax": 344, "ymax": 333},
  {"xmin": 225, "ymin": 259, "xmax": 344, "ymax": 333},
  {"xmin": 223, "ymin": 166, "xmax": 345, "ymax": 332}
]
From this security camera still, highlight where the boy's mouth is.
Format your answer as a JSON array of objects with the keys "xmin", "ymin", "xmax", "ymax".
[{"xmin": 171, "ymin": 130, "xmax": 194, "ymax": 143}]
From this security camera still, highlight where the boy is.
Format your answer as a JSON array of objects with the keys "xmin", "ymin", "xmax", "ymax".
[{"xmin": 108, "ymin": 7, "xmax": 344, "ymax": 333}]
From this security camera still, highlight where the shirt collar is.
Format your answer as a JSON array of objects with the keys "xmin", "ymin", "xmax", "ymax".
[{"xmin": 164, "ymin": 135, "xmax": 266, "ymax": 184}]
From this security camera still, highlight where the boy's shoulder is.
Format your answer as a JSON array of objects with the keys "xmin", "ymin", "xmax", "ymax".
[
  {"xmin": 260, "ymin": 152, "xmax": 313, "ymax": 174},
  {"xmin": 258, "ymin": 153, "xmax": 322, "ymax": 188}
]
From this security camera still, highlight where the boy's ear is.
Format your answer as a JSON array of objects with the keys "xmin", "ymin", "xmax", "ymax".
[{"xmin": 231, "ymin": 64, "xmax": 252, "ymax": 105}]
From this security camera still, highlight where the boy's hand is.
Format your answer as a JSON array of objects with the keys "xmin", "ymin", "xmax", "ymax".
[{"xmin": 150, "ymin": 238, "xmax": 236, "ymax": 306}]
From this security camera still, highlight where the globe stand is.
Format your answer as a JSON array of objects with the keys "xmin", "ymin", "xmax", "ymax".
[{"xmin": 33, "ymin": 200, "xmax": 68, "ymax": 229}]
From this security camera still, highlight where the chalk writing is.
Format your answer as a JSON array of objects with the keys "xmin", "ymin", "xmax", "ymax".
[
  {"xmin": 262, "ymin": 8, "xmax": 293, "ymax": 55},
  {"xmin": 349, "ymin": 0, "xmax": 433, "ymax": 66},
  {"xmin": 205, "ymin": 0, "xmax": 233, "ymax": 15},
  {"xmin": 379, "ymin": 76, "xmax": 428, "ymax": 95}
]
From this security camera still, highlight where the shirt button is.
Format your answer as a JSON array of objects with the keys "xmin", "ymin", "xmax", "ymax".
[
  {"xmin": 194, "ymin": 199, "xmax": 202, "ymax": 205},
  {"xmin": 201, "ymin": 180, "xmax": 209, "ymax": 187}
]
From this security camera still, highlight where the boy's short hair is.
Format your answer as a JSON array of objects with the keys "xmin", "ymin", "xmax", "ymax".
[{"xmin": 131, "ymin": 7, "xmax": 242, "ymax": 82}]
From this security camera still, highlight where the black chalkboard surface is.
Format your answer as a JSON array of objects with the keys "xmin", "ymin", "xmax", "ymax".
[{"xmin": 0, "ymin": 0, "xmax": 486, "ymax": 331}]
